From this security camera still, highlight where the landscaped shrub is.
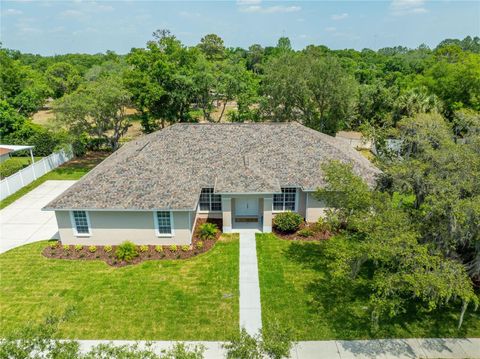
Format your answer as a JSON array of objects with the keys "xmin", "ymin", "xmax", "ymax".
[
  {"xmin": 154, "ymin": 245, "xmax": 163, "ymax": 253},
  {"xmin": 104, "ymin": 245, "xmax": 112, "ymax": 253},
  {"xmin": 74, "ymin": 244, "xmax": 83, "ymax": 251},
  {"xmin": 196, "ymin": 241, "xmax": 204, "ymax": 250},
  {"xmin": 63, "ymin": 244, "xmax": 70, "ymax": 251},
  {"xmin": 88, "ymin": 245, "xmax": 97, "ymax": 253},
  {"xmin": 312, "ymin": 217, "xmax": 328, "ymax": 232},
  {"xmin": 181, "ymin": 245, "xmax": 190, "ymax": 252},
  {"xmin": 297, "ymin": 228, "xmax": 314, "ymax": 237},
  {"xmin": 115, "ymin": 241, "xmax": 138, "ymax": 262},
  {"xmin": 169, "ymin": 244, "xmax": 178, "ymax": 252},
  {"xmin": 198, "ymin": 222, "xmax": 218, "ymax": 240},
  {"xmin": 139, "ymin": 245, "xmax": 148, "ymax": 253},
  {"xmin": 273, "ymin": 211, "xmax": 303, "ymax": 233},
  {"xmin": 49, "ymin": 241, "xmax": 59, "ymax": 249},
  {"xmin": 0, "ymin": 158, "xmax": 29, "ymax": 178}
]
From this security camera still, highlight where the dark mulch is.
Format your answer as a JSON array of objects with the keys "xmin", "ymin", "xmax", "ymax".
[
  {"xmin": 273, "ymin": 222, "xmax": 332, "ymax": 241},
  {"xmin": 42, "ymin": 218, "xmax": 223, "ymax": 267}
]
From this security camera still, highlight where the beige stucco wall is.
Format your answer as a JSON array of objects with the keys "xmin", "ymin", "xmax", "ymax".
[
  {"xmin": 305, "ymin": 192, "xmax": 328, "ymax": 222},
  {"xmin": 56, "ymin": 210, "xmax": 193, "ymax": 245}
]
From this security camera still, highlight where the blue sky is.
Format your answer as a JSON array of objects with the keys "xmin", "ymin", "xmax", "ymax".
[{"xmin": 1, "ymin": 0, "xmax": 479, "ymax": 55}]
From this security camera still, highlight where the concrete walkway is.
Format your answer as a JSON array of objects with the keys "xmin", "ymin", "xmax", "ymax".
[
  {"xmin": 0, "ymin": 180, "xmax": 76, "ymax": 254},
  {"xmin": 71, "ymin": 338, "xmax": 480, "ymax": 358},
  {"xmin": 238, "ymin": 229, "xmax": 262, "ymax": 336}
]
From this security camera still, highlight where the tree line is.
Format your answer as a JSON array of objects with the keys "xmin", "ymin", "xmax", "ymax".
[{"xmin": 1, "ymin": 33, "xmax": 479, "ymax": 152}]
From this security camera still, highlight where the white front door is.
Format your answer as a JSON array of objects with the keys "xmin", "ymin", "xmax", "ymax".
[{"xmin": 235, "ymin": 197, "xmax": 259, "ymax": 216}]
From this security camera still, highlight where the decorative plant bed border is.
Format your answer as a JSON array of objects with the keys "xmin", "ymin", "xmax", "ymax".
[
  {"xmin": 273, "ymin": 222, "xmax": 332, "ymax": 241},
  {"xmin": 42, "ymin": 218, "xmax": 223, "ymax": 267}
]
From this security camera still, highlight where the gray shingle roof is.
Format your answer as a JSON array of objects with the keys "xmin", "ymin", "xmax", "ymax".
[{"xmin": 45, "ymin": 122, "xmax": 381, "ymax": 211}]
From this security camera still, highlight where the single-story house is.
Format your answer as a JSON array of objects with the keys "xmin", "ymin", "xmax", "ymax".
[{"xmin": 44, "ymin": 123, "xmax": 380, "ymax": 245}]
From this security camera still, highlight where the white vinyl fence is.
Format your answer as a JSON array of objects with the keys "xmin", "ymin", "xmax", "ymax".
[{"xmin": 0, "ymin": 147, "xmax": 73, "ymax": 201}]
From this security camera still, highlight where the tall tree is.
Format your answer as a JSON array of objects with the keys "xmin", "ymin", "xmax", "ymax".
[
  {"xmin": 423, "ymin": 47, "xmax": 480, "ymax": 116},
  {"xmin": 54, "ymin": 75, "xmax": 132, "ymax": 151},
  {"xmin": 0, "ymin": 49, "xmax": 50, "ymax": 115},
  {"xmin": 246, "ymin": 44, "xmax": 265, "ymax": 74},
  {"xmin": 46, "ymin": 62, "xmax": 82, "ymax": 98},
  {"xmin": 193, "ymin": 57, "xmax": 258, "ymax": 122},
  {"xmin": 198, "ymin": 33, "xmax": 226, "ymax": 61},
  {"xmin": 383, "ymin": 113, "xmax": 480, "ymax": 283},
  {"xmin": 276, "ymin": 37, "xmax": 292, "ymax": 52},
  {"xmin": 125, "ymin": 30, "xmax": 197, "ymax": 132},
  {"xmin": 315, "ymin": 161, "xmax": 478, "ymax": 329},
  {"xmin": 261, "ymin": 52, "xmax": 357, "ymax": 134}
]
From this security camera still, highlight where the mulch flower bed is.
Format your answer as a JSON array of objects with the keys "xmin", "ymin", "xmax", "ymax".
[
  {"xmin": 42, "ymin": 218, "xmax": 223, "ymax": 267},
  {"xmin": 273, "ymin": 222, "xmax": 332, "ymax": 241}
]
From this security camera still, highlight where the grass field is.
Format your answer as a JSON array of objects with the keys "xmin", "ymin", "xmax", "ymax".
[
  {"xmin": 257, "ymin": 233, "xmax": 480, "ymax": 340},
  {"xmin": 0, "ymin": 235, "xmax": 239, "ymax": 340},
  {"xmin": 0, "ymin": 152, "xmax": 109, "ymax": 209}
]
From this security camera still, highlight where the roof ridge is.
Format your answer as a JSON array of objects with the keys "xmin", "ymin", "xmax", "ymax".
[{"xmin": 171, "ymin": 122, "xmax": 299, "ymax": 126}]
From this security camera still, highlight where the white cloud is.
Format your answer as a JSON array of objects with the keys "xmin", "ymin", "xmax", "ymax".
[
  {"xmin": 240, "ymin": 5, "xmax": 301, "ymax": 13},
  {"xmin": 237, "ymin": 0, "xmax": 261, "ymax": 5},
  {"xmin": 325, "ymin": 26, "xmax": 336, "ymax": 32},
  {"xmin": 391, "ymin": 0, "xmax": 428, "ymax": 15},
  {"xmin": 48, "ymin": 26, "xmax": 65, "ymax": 33},
  {"xmin": 15, "ymin": 19, "xmax": 42, "ymax": 34},
  {"xmin": 73, "ymin": 26, "xmax": 98, "ymax": 35},
  {"xmin": 60, "ymin": 9, "xmax": 84, "ymax": 17},
  {"xmin": 4, "ymin": 8, "xmax": 23, "ymax": 15},
  {"xmin": 179, "ymin": 11, "xmax": 201, "ymax": 18},
  {"xmin": 19, "ymin": 26, "xmax": 42, "ymax": 34},
  {"xmin": 331, "ymin": 13, "xmax": 349, "ymax": 20},
  {"xmin": 58, "ymin": 2, "xmax": 114, "ymax": 19}
]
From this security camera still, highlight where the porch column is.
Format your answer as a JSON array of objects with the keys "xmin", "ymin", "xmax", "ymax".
[
  {"xmin": 222, "ymin": 197, "xmax": 232, "ymax": 233},
  {"xmin": 263, "ymin": 195, "xmax": 273, "ymax": 233}
]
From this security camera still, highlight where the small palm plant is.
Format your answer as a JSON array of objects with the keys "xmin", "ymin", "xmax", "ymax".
[{"xmin": 198, "ymin": 222, "xmax": 218, "ymax": 240}]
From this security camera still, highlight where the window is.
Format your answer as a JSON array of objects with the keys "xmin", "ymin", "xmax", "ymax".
[
  {"xmin": 71, "ymin": 210, "xmax": 90, "ymax": 235},
  {"xmin": 155, "ymin": 211, "xmax": 173, "ymax": 236},
  {"xmin": 199, "ymin": 188, "xmax": 222, "ymax": 211},
  {"xmin": 273, "ymin": 188, "xmax": 297, "ymax": 211}
]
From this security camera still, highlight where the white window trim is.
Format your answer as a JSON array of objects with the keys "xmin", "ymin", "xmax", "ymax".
[
  {"xmin": 272, "ymin": 188, "xmax": 298, "ymax": 213},
  {"xmin": 70, "ymin": 210, "xmax": 92, "ymax": 237},
  {"xmin": 153, "ymin": 211, "xmax": 175, "ymax": 237},
  {"xmin": 198, "ymin": 188, "xmax": 222, "ymax": 213}
]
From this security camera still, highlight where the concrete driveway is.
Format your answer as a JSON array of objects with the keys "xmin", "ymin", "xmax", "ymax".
[{"xmin": 0, "ymin": 180, "xmax": 76, "ymax": 254}]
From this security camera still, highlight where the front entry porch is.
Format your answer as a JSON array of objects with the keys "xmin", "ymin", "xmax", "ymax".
[{"xmin": 221, "ymin": 195, "xmax": 272, "ymax": 233}]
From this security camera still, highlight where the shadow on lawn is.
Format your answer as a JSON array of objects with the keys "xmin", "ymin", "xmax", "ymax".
[{"xmin": 283, "ymin": 241, "xmax": 472, "ymax": 339}]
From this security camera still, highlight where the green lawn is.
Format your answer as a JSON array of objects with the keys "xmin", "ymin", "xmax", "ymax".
[
  {"xmin": 0, "ymin": 235, "xmax": 239, "ymax": 340},
  {"xmin": 257, "ymin": 233, "xmax": 480, "ymax": 340},
  {"xmin": 0, "ymin": 152, "xmax": 109, "ymax": 209}
]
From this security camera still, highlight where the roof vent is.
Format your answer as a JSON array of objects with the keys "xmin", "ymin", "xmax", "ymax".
[{"xmin": 243, "ymin": 155, "xmax": 249, "ymax": 167}]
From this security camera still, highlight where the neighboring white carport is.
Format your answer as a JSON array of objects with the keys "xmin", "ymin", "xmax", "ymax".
[{"xmin": 0, "ymin": 144, "xmax": 35, "ymax": 163}]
